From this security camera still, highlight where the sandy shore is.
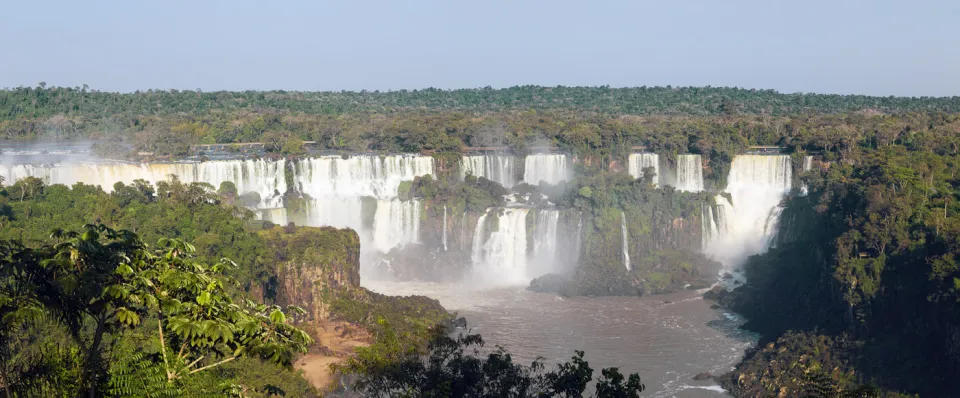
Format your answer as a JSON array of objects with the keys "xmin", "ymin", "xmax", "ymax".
[{"xmin": 295, "ymin": 321, "xmax": 371, "ymax": 393}]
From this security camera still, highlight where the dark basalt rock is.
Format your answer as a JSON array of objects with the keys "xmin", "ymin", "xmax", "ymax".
[
  {"xmin": 450, "ymin": 316, "xmax": 468, "ymax": 329},
  {"xmin": 692, "ymin": 372, "xmax": 713, "ymax": 381},
  {"xmin": 527, "ymin": 273, "xmax": 575, "ymax": 295},
  {"xmin": 703, "ymin": 285, "xmax": 729, "ymax": 301}
]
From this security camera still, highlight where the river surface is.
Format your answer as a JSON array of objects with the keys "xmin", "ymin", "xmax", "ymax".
[{"xmin": 364, "ymin": 281, "xmax": 757, "ymax": 398}]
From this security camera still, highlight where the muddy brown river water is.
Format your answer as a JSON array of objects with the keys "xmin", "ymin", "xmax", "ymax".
[{"xmin": 364, "ymin": 281, "xmax": 757, "ymax": 398}]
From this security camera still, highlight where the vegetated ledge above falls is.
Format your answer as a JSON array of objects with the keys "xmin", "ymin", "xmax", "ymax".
[
  {"xmin": 256, "ymin": 224, "xmax": 455, "ymax": 333},
  {"xmin": 254, "ymin": 225, "xmax": 457, "ymax": 391}
]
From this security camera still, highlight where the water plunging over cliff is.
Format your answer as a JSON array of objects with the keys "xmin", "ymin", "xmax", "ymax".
[
  {"xmin": 1, "ymin": 160, "xmax": 289, "ymax": 208},
  {"xmin": 621, "ymin": 211, "xmax": 631, "ymax": 271},
  {"xmin": 372, "ymin": 199, "xmax": 421, "ymax": 253},
  {"xmin": 705, "ymin": 155, "xmax": 792, "ymax": 275},
  {"xmin": 674, "ymin": 154, "xmax": 704, "ymax": 192},
  {"xmin": 461, "ymin": 155, "xmax": 517, "ymax": 187},
  {"xmin": 628, "ymin": 153, "xmax": 660, "ymax": 186},
  {"xmin": 3, "ymin": 155, "xmax": 433, "ymax": 255},
  {"xmin": 800, "ymin": 155, "xmax": 814, "ymax": 196},
  {"xmin": 292, "ymin": 155, "xmax": 432, "ymax": 253},
  {"xmin": 294, "ymin": 155, "xmax": 433, "ymax": 199},
  {"xmin": 531, "ymin": 210, "xmax": 560, "ymax": 276},
  {"xmin": 523, "ymin": 154, "xmax": 571, "ymax": 185},
  {"xmin": 441, "ymin": 205, "xmax": 448, "ymax": 252}
]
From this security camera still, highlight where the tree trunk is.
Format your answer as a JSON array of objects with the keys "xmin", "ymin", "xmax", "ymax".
[{"xmin": 81, "ymin": 314, "xmax": 107, "ymax": 398}]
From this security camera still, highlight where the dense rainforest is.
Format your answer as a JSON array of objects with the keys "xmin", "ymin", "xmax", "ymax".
[{"xmin": 711, "ymin": 147, "xmax": 960, "ymax": 396}]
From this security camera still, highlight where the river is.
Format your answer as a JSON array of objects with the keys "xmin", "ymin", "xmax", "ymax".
[{"xmin": 365, "ymin": 280, "xmax": 756, "ymax": 398}]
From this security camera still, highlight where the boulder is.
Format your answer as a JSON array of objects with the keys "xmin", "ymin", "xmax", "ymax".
[
  {"xmin": 703, "ymin": 285, "xmax": 729, "ymax": 301},
  {"xmin": 528, "ymin": 273, "xmax": 574, "ymax": 295},
  {"xmin": 693, "ymin": 372, "xmax": 713, "ymax": 381}
]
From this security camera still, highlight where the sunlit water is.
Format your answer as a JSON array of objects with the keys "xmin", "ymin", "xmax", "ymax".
[{"xmin": 364, "ymin": 280, "xmax": 756, "ymax": 398}]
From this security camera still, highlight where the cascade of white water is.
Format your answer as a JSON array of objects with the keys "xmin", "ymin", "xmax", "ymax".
[
  {"xmin": 0, "ymin": 160, "xmax": 288, "ymax": 208},
  {"xmin": 471, "ymin": 211, "xmax": 489, "ymax": 265},
  {"xmin": 461, "ymin": 155, "xmax": 517, "ymax": 187},
  {"xmin": 701, "ymin": 205, "xmax": 717, "ymax": 251},
  {"xmin": 800, "ymin": 155, "xmax": 813, "ymax": 196},
  {"xmin": 4, "ymin": 155, "xmax": 434, "ymax": 257},
  {"xmin": 674, "ymin": 154, "xmax": 704, "ymax": 192},
  {"xmin": 531, "ymin": 210, "xmax": 560, "ymax": 275},
  {"xmin": 290, "ymin": 155, "xmax": 432, "ymax": 253},
  {"xmin": 523, "ymin": 154, "xmax": 570, "ymax": 185},
  {"xmin": 628, "ymin": 153, "xmax": 660, "ymax": 186},
  {"xmin": 621, "ymin": 211, "xmax": 631, "ymax": 271},
  {"xmin": 372, "ymin": 199, "xmax": 421, "ymax": 253},
  {"xmin": 473, "ymin": 208, "xmax": 530, "ymax": 284},
  {"xmin": 442, "ymin": 205, "xmax": 448, "ymax": 251},
  {"xmin": 294, "ymin": 155, "xmax": 433, "ymax": 199},
  {"xmin": 705, "ymin": 155, "xmax": 792, "ymax": 275},
  {"xmin": 301, "ymin": 197, "xmax": 364, "ymax": 230}
]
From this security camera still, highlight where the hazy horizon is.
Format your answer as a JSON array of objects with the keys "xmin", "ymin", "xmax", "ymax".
[
  {"xmin": 4, "ymin": 84, "xmax": 959, "ymax": 99},
  {"xmin": 2, "ymin": 0, "xmax": 958, "ymax": 97}
]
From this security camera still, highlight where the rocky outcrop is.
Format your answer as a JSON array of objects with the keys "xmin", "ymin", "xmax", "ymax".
[
  {"xmin": 260, "ymin": 225, "xmax": 455, "ymax": 340},
  {"xmin": 527, "ymin": 273, "xmax": 577, "ymax": 296},
  {"xmin": 259, "ymin": 226, "xmax": 361, "ymax": 326},
  {"xmin": 717, "ymin": 332, "xmax": 886, "ymax": 397}
]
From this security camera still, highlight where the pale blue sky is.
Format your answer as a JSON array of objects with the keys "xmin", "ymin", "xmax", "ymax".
[{"xmin": 2, "ymin": 0, "xmax": 958, "ymax": 96}]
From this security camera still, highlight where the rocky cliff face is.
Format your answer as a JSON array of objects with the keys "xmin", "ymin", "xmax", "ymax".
[
  {"xmin": 574, "ymin": 204, "xmax": 718, "ymax": 296},
  {"xmin": 259, "ymin": 225, "xmax": 361, "ymax": 326},
  {"xmin": 259, "ymin": 225, "xmax": 453, "ymax": 336}
]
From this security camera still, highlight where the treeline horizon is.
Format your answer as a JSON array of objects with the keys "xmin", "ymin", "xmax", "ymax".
[
  {"xmin": 5, "ymin": 83, "xmax": 958, "ymax": 98},
  {"xmin": 4, "ymin": 84, "xmax": 960, "ymax": 121}
]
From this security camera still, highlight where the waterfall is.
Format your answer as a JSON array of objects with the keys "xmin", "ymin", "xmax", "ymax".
[
  {"xmin": 628, "ymin": 153, "xmax": 660, "ymax": 186},
  {"xmin": 291, "ymin": 155, "xmax": 432, "ymax": 253},
  {"xmin": 294, "ymin": 155, "xmax": 433, "ymax": 199},
  {"xmin": 0, "ymin": 160, "xmax": 288, "ymax": 208},
  {"xmin": 302, "ymin": 197, "xmax": 365, "ymax": 230},
  {"xmin": 523, "ymin": 154, "xmax": 570, "ymax": 185},
  {"xmin": 442, "ymin": 205, "xmax": 448, "ymax": 251},
  {"xmin": 472, "ymin": 208, "xmax": 530, "ymax": 284},
  {"xmin": 372, "ymin": 199, "xmax": 421, "ymax": 253},
  {"xmin": 701, "ymin": 204, "xmax": 717, "ymax": 251},
  {"xmin": 705, "ymin": 155, "xmax": 792, "ymax": 276},
  {"xmin": 800, "ymin": 155, "xmax": 813, "ymax": 196},
  {"xmin": 620, "ymin": 211, "xmax": 631, "ymax": 271},
  {"xmin": 471, "ymin": 211, "xmax": 490, "ymax": 266},
  {"xmin": 531, "ymin": 210, "xmax": 560, "ymax": 275},
  {"xmin": 674, "ymin": 154, "xmax": 704, "ymax": 192},
  {"xmin": 3, "ymin": 155, "xmax": 434, "ymax": 257},
  {"xmin": 461, "ymin": 155, "xmax": 517, "ymax": 187}
]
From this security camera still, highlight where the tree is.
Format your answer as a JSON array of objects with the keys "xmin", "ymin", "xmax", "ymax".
[
  {"xmin": 341, "ymin": 323, "xmax": 645, "ymax": 397},
  {"xmin": 4, "ymin": 224, "xmax": 311, "ymax": 397}
]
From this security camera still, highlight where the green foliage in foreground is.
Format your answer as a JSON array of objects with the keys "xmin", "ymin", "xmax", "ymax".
[
  {"xmin": 0, "ymin": 224, "xmax": 313, "ymax": 397},
  {"xmin": 340, "ymin": 321, "xmax": 644, "ymax": 398}
]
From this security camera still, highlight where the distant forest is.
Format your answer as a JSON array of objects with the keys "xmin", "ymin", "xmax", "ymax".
[
  {"xmin": 4, "ymin": 85, "xmax": 960, "ymax": 119},
  {"xmin": 3, "ymin": 85, "xmax": 960, "ymax": 175}
]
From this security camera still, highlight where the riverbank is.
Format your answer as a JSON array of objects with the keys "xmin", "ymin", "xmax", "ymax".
[{"xmin": 295, "ymin": 321, "xmax": 372, "ymax": 393}]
